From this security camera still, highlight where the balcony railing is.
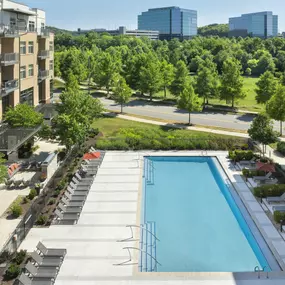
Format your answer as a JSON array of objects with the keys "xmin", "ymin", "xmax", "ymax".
[
  {"xmin": 39, "ymin": 28, "xmax": 50, "ymax": 38},
  {"xmin": 38, "ymin": 70, "xmax": 49, "ymax": 81},
  {"xmin": 1, "ymin": 53, "xmax": 19, "ymax": 66},
  {"xmin": 38, "ymin": 50, "xmax": 50, "ymax": 59},
  {"xmin": 1, "ymin": 80, "xmax": 19, "ymax": 96},
  {"xmin": 0, "ymin": 24, "xmax": 20, "ymax": 37}
]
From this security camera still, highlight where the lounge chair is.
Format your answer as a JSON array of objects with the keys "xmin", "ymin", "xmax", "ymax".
[
  {"xmin": 25, "ymin": 262, "xmax": 58, "ymax": 279},
  {"xmin": 239, "ymin": 158, "xmax": 256, "ymax": 166},
  {"xmin": 61, "ymin": 196, "xmax": 84, "ymax": 207},
  {"xmin": 64, "ymin": 192, "xmax": 86, "ymax": 202},
  {"xmin": 70, "ymin": 181, "xmax": 90, "ymax": 190},
  {"xmin": 67, "ymin": 186, "xmax": 88, "ymax": 196},
  {"xmin": 36, "ymin": 242, "xmax": 66, "ymax": 258},
  {"xmin": 273, "ymin": 205, "xmax": 285, "ymax": 212},
  {"xmin": 18, "ymin": 273, "xmax": 54, "ymax": 285},
  {"xmin": 81, "ymin": 166, "xmax": 97, "ymax": 176},
  {"xmin": 58, "ymin": 203, "xmax": 82, "ymax": 214},
  {"xmin": 54, "ymin": 209, "xmax": 79, "ymax": 221},
  {"xmin": 75, "ymin": 172, "xmax": 93, "ymax": 182},
  {"xmin": 267, "ymin": 193, "xmax": 285, "ymax": 204},
  {"xmin": 258, "ymin": 178, "xmax": 278, "ymax": 185},
  {"xmin": 72, "ymin": 177, "xmax": 92, "ymax": 186},
  {"xmin": 253, "ymin": 172, "xmax": 272, "ymax": 181},
  {"xmin": 31, "ymin": 251, "xmax": 62, "ymax": 267}
]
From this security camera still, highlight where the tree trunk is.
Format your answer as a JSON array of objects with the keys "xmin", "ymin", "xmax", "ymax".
[
  {"xmin": 121, "ymin": 103, "xmax": 123, "ymax": 114},
  {"xmin": 188, "ymin": 112, "xmax": 191, "ymax": 126},
  {"xmin": 164, "ymin": 86, "xmax": 167, "ymax": 98},
  {"xmin": 150, "ymin": 92, "xmax": 152, "ymax": 102},
  {"xmin": 232, "ymin": 95, "xmax": 234, "ymax": 109},
  {"xmin": 107, "ymin": 86, "xmax": 110, "ymax": 96},
  {"xmin": 280, "ymin": 121, "xmax": 283, "ymax": 136},
  {"xmin": 203, "ymin": 97, "xmax": 206, "ymax": 107}
]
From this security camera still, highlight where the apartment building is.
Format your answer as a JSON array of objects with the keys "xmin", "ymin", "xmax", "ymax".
[{"xmin": 0, "ymin": 0, "xmax": 54, "ymax": 121}]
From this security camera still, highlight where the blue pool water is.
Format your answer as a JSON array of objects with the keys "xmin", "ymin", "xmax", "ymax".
[{"xmin": 141, "ymin": 157, "xmax": 270, "ymax": 272}]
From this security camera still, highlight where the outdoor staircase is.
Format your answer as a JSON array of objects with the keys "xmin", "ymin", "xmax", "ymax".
[{"xmin": 139, "ymin": 221, "xmax": 158, "ymax": 272}]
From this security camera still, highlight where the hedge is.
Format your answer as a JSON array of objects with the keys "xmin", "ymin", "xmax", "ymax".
[
  {"xmin": 254, "ymin": 184, "xmax": 285, "ymax": 198},
  {"xmin": 242, "ymin": 169, "xmax": 266, "ymax": 178},
  {"xmin": 274, "ymin": 211, "xmax": 285, "ymax": 223},
  {"xmin": 228, "ymin": 150, "xmax": 254, "ymax": 162},
  {"xmin": 277, "ymin": 142, "xmax": 285, "ymax": 156}
]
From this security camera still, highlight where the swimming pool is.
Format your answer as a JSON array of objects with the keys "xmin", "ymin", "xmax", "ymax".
[{"xmin": 140, "ymin": 156, "xmax": 270, "ymax": 273}]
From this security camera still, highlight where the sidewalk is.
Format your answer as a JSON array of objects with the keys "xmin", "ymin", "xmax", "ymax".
[{"xmin": 107, "ymin": 113, "xmax": 285, "ymax": 167}]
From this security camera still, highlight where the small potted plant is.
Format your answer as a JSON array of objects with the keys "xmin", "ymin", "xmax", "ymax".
[
  {"xmin": 39, "ymin": 173, "xmax": 47, "ymax": 182},
  {"xmin": 35, "ymin": 183, "xmax": 42, "ymax": 195}
]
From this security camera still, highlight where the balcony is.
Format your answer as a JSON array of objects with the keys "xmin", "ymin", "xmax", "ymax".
[
  {"xmin": 0, "ymin": 24, "xmax": 20, "ymax": 37},
  {"xmin": 38, "ymin": 50, "xmax": 50, "ymax": 60},
  {"xmin": 38, "ymin": 70, "xmax": 49, "ymax": 81},
  {"xmin": 1, "ymin": 80, "xmax": 19, "ymax": 97},
  {"xmin": 1, "ymin": 53, "xmax": 19, "ymax": 66},
  {"xmin": 39, "ymin": 28, "xmax": 50, "ymax": 38}
]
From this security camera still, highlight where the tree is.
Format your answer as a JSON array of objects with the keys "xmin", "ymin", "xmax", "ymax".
[
  {"xmin": 169, "ymin": 60, "xmax": 189, "ymax": 97},
  {"xmin": 220, "ymin": 58, "xmax": 245, "ymax": 108},
  {"xmin": 4, "ymin": 104, "xmax": 43, "ymax": 128},
  {"xmin": 54, "ymin": 90, "xmax": 103, "ymax": 148},
  {"xmin": 267, "ymin": 85, "xmax": 285, "ymax": 135},
  {"xmin": 0, "ymin": 153, "xmax": 7, "ymax": 184},
  {"xmin": 112, "ymin": 74, "xmax": 132, "ymax": 113},
  {"xmin": 196, "ymin": 61, "xmax": 219, "ymax": 105},
  {"xmin": 178, "ymin": 79, "xmax": 202, "ymax": 125},
  {"xmin": 160, "ymin": 60, "xmax": 174, "ymax": 98},
  {"xmin": 248, "ymin": 114, "xmax": 278, "ymax": 156},
  {"xmin": 255, "ymin": 71, "xmax": 277, "ymax": 104},
  {"xmin": 139, "ymin": 58, "xmax": 162, "ymax": 101},
  {"xmin": 65, "ymin": 72, "xmax": 79, "ymax": 92}
]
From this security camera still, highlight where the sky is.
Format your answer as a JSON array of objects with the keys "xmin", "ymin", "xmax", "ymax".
[{"xmin": 23, "ymin": 0, "xmax": 285, "ymax": 32}]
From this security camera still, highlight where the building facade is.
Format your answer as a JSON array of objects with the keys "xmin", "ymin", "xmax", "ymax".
[
  {"xmin": 77, "ymin": 26, "xmax": 159, "ymax": 40},
  {"xmin": 138, "ymin": 7, "xmax": 197, "ymax": 40},
  {"xmin": 229, "ymin": 11, "xmax": 278, "ymax": 38},
  {"xmin": 0, "ymin": 0, "xmax": 54, "ymax": 121}
]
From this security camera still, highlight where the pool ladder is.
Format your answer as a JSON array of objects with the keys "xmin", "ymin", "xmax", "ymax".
[
  {"xmin": 254, "ymin": 266, "xmax": 269, "ymax": 279},
  {"xmin": 145, "ymin": 160, "xmax": 155, "ymax": 185}
]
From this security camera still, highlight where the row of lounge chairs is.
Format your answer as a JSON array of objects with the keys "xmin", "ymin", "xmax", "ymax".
[
  {"xmin": 18, "ymin": 242, "xmax": 66, "ymax": 285},
  {"xmin": 53, "ymin": 151, "xmax": 105, "ymax": 225}
]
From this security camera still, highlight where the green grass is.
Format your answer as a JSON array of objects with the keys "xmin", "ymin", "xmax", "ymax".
[
  {"xmin": 93, "ymin": 117, "xmax": 245, "ymax": 140},
  {"xmin": 53, "ymin": 79, "xmax": 65, "ymax": 90}
]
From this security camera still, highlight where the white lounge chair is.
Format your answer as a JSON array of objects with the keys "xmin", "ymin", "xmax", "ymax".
[
  {"xmin": 253, "ymin": 172, "xmax": 272, "ymax": 181},
  {"xmin": 267, "ymin": 193, "xmax": 285, "ymax": 204},
  {"xmin": 273, "ymin": 205, "xmax": 285, "ymax": 212},
  {"xmin": 25, "ymin": 262, "xmax": 58, "ymax": 279},
  {"xmin": 18, "ymin": 273, "xmax": 54, "ymax": 285},
  {"xmin": 58, "ymin": 203, "xmax": 82, "ymax": 214},
  {"xmin": 36, "ymin": 242, "xmax": 66, "ymax": 258},
  {"xmin": 61, "ymin": 196, "xmax": 84, "ymax": 207},
  {"xmin": 64, "ymin": 192, "xmax": 86, "ymax": 202}
]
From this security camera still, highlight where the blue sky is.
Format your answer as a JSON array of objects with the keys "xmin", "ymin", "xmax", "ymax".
[{"xmin": 24, "ymin": 0, "xmax": 285, "ymax": 31}]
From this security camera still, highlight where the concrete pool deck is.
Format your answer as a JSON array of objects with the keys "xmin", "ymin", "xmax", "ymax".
[{"xmin": 20, "ymin": 151, "xmax": 285, "ymax": 284}]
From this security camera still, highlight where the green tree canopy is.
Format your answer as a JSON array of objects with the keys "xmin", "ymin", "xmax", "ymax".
[
  {"xmin": 4, "ymin": 104, "xmax": 43, "ymax": 128},
  {"xmin": 198, "ymin": 24, "xmax": 229, "ymax": 37},
  {"xmin": 255, "ymin": 71, "xmax": 277, "ymax": 104},
  {"xmin": 248, "ymin": 114, "xmax": 278, "ymax": 156},
  {"xmin": 0, "ymin": 153, "xmax": 7, "ymax": 184},
  {"xmin": 220, "ymin": 58, "xmax": 245, "ymax": 108},
  {"xmin": 112, "ymin": 74, "xmax": 132, "ymax": 113},
  {"xmin": 267, "ymin": 85, "xmax": 285, "ymax": 135},
  {"xmin": 65, "ymin": 71, "xmax": 80, "ymax": 92},
  {"xmin": 169, "ymin": 60, "xmax": 189, "ymax": 97},
  {"xmin": 160, "ymin": 60, "xmax": 175, "ymax": 98},
  {"xmin": 178, "ymin": 79, "xmax": 202, "ymax": 125}
]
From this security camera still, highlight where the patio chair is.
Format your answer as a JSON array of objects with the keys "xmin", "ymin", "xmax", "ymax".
[
  {"xmin": 75, "ymin": 172, "xmax": 94, "ymax": 182},
  {"xmin": 273, "ymin": 205, "xmax": 285, "ymax": 212},
  {"xmin": 81, "ymin": 166, "xmax": 97, "ymax": 176},
  {"xmin": 54, "ymin": 209, "xmax": 79, "ymax": 222},
  {"xmin": 67, "ymin": 186, "xmax": 88, "ymax": 196},
  {"xmin": 58, "ymin": 203, "xmax": 82, "ymax": 214},
  {"xmin": 253, "ymin": 172, "xmax": 272, "ymax": 181},
  {"xmin": 64, "ymin": 192, "xmax": 86, "ymax": 202},
  {"xmin": 61, "ymin": 196, "xmax": 85, "ymax": 207},
  {"xmin": 18, "ymin": 273, "xmax": 54, "ymax": 285},
  {"xmin": 72, "ymin": 177, "xmax": 92, "ymax": 186},
  {"xmin": 25, "ymin": 262, "xmax": 58, "ymax": 279},
  {"xmin": 36, "ymin": 241, "xmax": 66, "ymax": 258},
  {"xmin": 239, "ymin": 158, "xmax": 256, "ymax": 166},
  {"xmin": 31, "ymin": 251, "xmax": 62, "ymax": 267},
  {"xmin": 70, "ymin": 181, "xmax": 90, "ymax": 190},
  {"xmin": 266, "ymin": 193, "xmax": 285, "ymax": 204}
]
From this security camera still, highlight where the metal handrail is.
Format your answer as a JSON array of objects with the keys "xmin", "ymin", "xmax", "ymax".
[
  {"xmin": 1, "ymin": 53, "xmax": 19, "ymax": 63},
  {"xmin": 118, "ymin": 224, "xmax": 160, "ymax": 242}
]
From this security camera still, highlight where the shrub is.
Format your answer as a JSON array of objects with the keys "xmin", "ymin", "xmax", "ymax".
[
  {"xmin": 5, "ymin": 263, "xmax": 20, "ymax": 280},
  {"xmin": 0, "ymin": 251, "xmax": 11, "ymax": 264},
  {"xmin": 37, "ymin": 215, "xmax": 48, "ymax": 225},
  {"xmin": 48, "ymin": 198, "xmax": 56, "ymax": 205},
  {"xmin": 38, "ymin": 123, "xmax": 52, "ymax": 139},
  {"xmin": 242, "ymin": 169, "xmax": 265, "ymax": 178},
  {"xmin": 242, "ymin": 168, "xmax": 250, "ymax": 177},
  {"xmin": 89, "ymin": 128, "xmax": 99, "ymax": 138},
  {"xmin": 274, "ymin": 211, "xmax": 285, "ymax": 223},
  {"xmin": 10, "ymin": 204, "xmax": 22, "ymax": 218},
  {"xmin": 254, "ymin": 184, "xmax": 285, "ymax": 198},
  {"xmin": 13, "ymin": 250, "xmax": 26, "ymax": 265},
  {"xmin": 56, "ymin": 179, "xmax": 67, "ymax": 191},
  {"xmin": 22, "ymin": 197, "xmax": 29, "ymax": 204},
  {"xmin": 28, "ymin": 189, "xmax": 37, "ymax": 200},
  {"xmin": 277, "ymin": 142, "xmax": 285, "ymax": 156},
  {"xmin": 58, "ymin": 150, "xmax": 67, "ymax": 161},
  {"xmin": 228, "ymin": 150, "xmax": 254, "ymax": 162},
  {"xmin": 54, "ymin": 189, "xmax": 61, "ymax": 197}
]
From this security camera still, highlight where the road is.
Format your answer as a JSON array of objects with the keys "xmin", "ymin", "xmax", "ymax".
[{"xmin": 100, "ymin": 98, "xmax": 273, "ymax": 132}]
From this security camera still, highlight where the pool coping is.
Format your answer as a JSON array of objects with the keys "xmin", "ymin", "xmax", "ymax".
[{"xmin": 133, "ymin": 151, "xmax": 285, "ymax": 276}]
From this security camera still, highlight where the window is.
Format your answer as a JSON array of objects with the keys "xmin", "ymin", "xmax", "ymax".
[
  {"xmin": 20, "ymin": 41, "xmax": 26, "ymax": 54},
  {"xmin": 20, "ymin": 66, "xmax": 26, "ymax": 79},
  {"xmin": 49, "ymin": 41, "xmax": 54, "ymax": 51},
  {"xmin": 29, "ymin": 21, "xmax": 35, "ymax": 32},
  {"xmin": 20, "ymin": 87, "xmax": 34, "ymax": 106},
  {"xmin": 10, "ymin": 17, "xmax": 16, "ymax": 28},
  {"xmin": 49, "ymin": 60, "xmax": 54, "ymax": 71},
  {"xmin": 28, "ymin": 64, "xmax": 34, "ymax": 77},
  {"xmin": 41, "ymin": 23, "xmax": 45, "ymax": 31},
  {"xmin": 28, "ymin": 41, "xmax": 34, "ymax": 53}
]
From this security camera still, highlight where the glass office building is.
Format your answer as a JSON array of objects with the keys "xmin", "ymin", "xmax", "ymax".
[
  {"xmin": 138, "ymin": 7, "xmax": 197, "ymax": 40},
  {"xmin": 229, "ymin": 11, "xmax": 278, "ymax": 38}
]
